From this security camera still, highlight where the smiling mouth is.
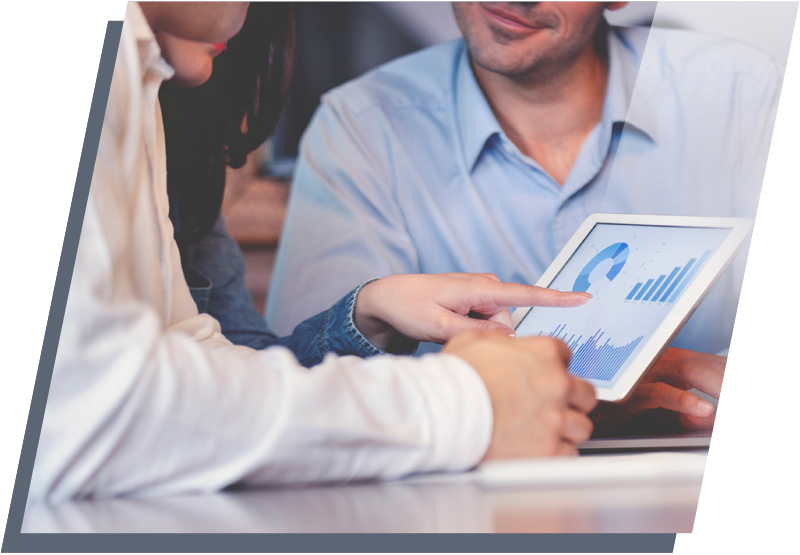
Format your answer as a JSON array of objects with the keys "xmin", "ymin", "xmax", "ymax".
[{"xmin": 481, "ymin": 4, "xmax": 545, "ymax": 32}]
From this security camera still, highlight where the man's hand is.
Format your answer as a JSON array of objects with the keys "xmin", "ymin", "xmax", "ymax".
[
  {"xmin": 591, "ymin": 347, "xmax": 725, "ymax": 436},
  {"xmin": 355, "ymin": 273, "xmax": 591, "ymax": 351},
  {"xmin": 443, "ymin": 331, "xmax": 598, "ymax": 459}
]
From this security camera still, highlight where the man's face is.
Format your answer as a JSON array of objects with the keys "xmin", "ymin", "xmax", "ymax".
[{"xmin": 452, "ymin": 2, "xmax": 610, "ymax": 79}]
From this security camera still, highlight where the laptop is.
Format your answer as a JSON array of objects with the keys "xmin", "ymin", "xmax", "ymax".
[{"xmin": 578, "ymin": 431, "xmax": 711, "ymax": 454}]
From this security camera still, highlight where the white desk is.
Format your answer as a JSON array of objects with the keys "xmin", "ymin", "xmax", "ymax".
[{"xmin": 21, "ymin": 452, "xmax": 704, "ymax": 534}]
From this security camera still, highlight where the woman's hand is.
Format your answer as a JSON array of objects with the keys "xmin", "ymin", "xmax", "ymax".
[
  {"xmin": 354, "ymin": 273, "xmax": 591, "ymax": 351},
  {"xmin": 443, "ymin": 331, "xmax": 597, "ymax": 458}
]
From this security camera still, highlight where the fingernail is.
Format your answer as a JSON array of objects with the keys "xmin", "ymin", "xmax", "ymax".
[
  {"xmin": 697, "ymin": 399, "xmax": 714, "ymax": 413},
  {"xmin": 507, "ymin": 332, "xmax": 517, "ymax": 338},
  {"xmin": 576, "ymin": 292, "xmax": 593, "ymax": 298}
]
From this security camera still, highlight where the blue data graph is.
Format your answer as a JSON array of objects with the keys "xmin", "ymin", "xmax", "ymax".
[
  {"xmin": 547, "ymin": 324, "xmax": 643, "ymax": 382},
  {"xmin": 573, "ymin": 243, "xmax": 629, "ymax": 293},
  {"xmin": 625, "ymin": 250, "xmax": 712, "ymax": 304},
  {"xmin": 516, "ymin": 224, "xmax": 732, "ymax": 387}
]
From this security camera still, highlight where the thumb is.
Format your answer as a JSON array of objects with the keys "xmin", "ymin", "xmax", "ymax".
[
  {"xmin": 466, "ymin": 318, "xmax": 516, "ymax": 336},
  {"xmin": 487, "ymin": 308, "xmax": 514, "ymax": 329},
  {"xmin": 429, "ymin": 311, "xmax": 516, "ymax": 343}
]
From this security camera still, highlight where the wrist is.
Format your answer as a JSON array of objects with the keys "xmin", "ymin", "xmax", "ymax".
[
  {"xmin": 353, "ymin": 280, "xmax": 398, "ymax": 351},
  {"xmin": 354, "ymin": 279, "xmax": 418, "ymax": 354}
]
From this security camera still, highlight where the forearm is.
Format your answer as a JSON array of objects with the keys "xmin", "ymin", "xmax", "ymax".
[
  {"xmin": 179, "ymin": 217, "xmax": 417, "ymax": 362},
  {"xmin": 37, "ymin": 323, "xmax": 487, "ymax": 501}
]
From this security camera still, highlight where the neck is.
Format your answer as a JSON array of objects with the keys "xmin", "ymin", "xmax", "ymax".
[{"xmin": 473, "ymin": 32, "xmax": 608, "ymax": 186}]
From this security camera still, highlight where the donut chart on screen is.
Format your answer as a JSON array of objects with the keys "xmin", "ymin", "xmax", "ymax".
[{"xmin": 573, "ymin": 242, "xmax": 629, "ymax": 293}]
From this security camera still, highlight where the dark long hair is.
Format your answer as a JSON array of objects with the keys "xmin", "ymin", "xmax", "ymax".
[{"xmin": 160, "ymin": 3, "xmax": 295, "ymax": 248}]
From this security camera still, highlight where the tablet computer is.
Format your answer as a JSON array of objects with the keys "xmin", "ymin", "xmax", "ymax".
[{"xmin": 511, "ymin": 214, "xmax": 753, "ymax": 402}]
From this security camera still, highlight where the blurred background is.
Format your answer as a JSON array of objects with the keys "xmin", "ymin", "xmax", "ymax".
[{"xmin": 219, "ymin": 1, "xmax": 797, "ymax": 314}]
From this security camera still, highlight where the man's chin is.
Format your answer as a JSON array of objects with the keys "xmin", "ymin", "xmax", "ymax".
[
  {"xmin": 471, "ymin": 47, "xmax": 541, "ymax": 79},
  {"xmin": 470, "ymin": 30, "xmax": 574, "ymax": 79}
]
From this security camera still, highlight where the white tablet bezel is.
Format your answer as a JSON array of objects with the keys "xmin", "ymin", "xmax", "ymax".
[{"xmin": 511, "ymin": 213, "xmax": 753, "ymax": 402}]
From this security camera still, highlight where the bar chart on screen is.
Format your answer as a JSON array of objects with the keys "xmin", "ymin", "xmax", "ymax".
[
  {"xmin": 547, "ymin": 324, "xmax": 644, "ymax": 381},
  {"xmin": 625, "ymin": 250, "xmax": 712, "ymax": 304}
]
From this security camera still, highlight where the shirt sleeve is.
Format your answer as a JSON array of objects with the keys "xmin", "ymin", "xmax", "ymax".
[
  {"xmin": 282, "ymin": 279, "xmax": 418, "ymax": 367},
  {"xmin": 29, "ymin": 66, "xmax": 493, "ymax": 503},
  {"xmin": 179, "ymin": 215, "xmax": 281, "ymax": 349},
  {"xmin": 31, "ymin": 184, "xmax": 491, "ymax": 503},
  {"xmin": 179, "ymin": 218, "xmax": 417, "ymax": 364},
  {"xmin": 266, "ymin": 96, "xmax": 421, "ymax": 336}
]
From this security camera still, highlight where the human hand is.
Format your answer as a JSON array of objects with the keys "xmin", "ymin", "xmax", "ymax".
[
  {"xmin": 354, "ymin": 273, "xmax": 591, "ymax": 351},
  {"xmin": 591, "ymin": 347, "xmax": 725, "ymax": 436},
  {"xmin": 443, "ymin": 331, "xmax": 597, "ymax": 459}
]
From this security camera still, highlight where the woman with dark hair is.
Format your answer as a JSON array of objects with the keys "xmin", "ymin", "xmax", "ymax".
[
  {"xmin": 159, "ymin": 3, "xmax": 307, "ymax": 354},
  {"xmin": 162, "ymin": 2, "xmax": 293, "ymax": 250},
  {"xmin": 158, "ymin": 2, "xmax": 590, "ymax": 365},
  {"xmin": 29, "ymin": 2, "xmax": 595, "ymax": 502}
]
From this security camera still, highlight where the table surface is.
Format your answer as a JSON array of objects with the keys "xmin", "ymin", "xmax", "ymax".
[{"xmin": 21, "ymin": 452, "xmax": 704, "ymax": 534}]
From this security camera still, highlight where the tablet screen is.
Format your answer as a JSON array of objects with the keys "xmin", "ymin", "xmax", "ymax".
[{"xmin": 515, "ymin": 223, "xmax": 732, "ymax": 387}]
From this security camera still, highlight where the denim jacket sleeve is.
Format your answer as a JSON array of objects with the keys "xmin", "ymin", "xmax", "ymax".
[{"xmin": 180, "ymin": 216, "xmax": 417, "ymax": 367}]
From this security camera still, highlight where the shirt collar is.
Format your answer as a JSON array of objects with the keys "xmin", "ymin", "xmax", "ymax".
[
  {"xmin": 127, "ymin": 2, "xmax": 175, "ymax": 82},
  {"xmin": 605, "ymin": 25, "xmax": 657, "ymax": 143},
  {"xmin": 455, "ymin": 24, "xmax": 657, "ymax": 173},
  {"xmin": 454, "ymin": 41, "xmax": 503, "ymax": 172}
]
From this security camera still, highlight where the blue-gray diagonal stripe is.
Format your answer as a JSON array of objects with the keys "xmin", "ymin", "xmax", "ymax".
[{"xmin": 12, "ymin": 20, "xmax": 122, "ymax": 531}]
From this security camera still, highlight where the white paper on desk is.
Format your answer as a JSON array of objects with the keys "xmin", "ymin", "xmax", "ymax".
[{"xmin": 404, "ymin": 451, "xmax": 760, "ymax": 489}]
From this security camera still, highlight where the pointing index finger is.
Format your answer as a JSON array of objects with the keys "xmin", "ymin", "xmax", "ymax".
[{"xmin": 489, "ymin": 282, "xmax": 592, "ymax": 309}]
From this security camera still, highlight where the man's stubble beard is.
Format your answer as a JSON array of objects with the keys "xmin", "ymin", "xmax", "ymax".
[{"xmin": 469, "ymin": 20, "xmax": 608, "ymax": 86}]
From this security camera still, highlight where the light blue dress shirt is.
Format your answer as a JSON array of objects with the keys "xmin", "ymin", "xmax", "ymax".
[{"xmin": 268, "ymin": 25, "xmax": 783, "ymax": 356}]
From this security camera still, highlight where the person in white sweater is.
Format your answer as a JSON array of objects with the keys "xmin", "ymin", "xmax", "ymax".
[{"xmin": 28, "ymin": 2, "xmax": 596, "ymax": 502}]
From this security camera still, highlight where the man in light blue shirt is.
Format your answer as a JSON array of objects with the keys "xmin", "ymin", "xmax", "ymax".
[{"xmin": 269, "ymin": 3, "xmax": 782, "ymax": 432}]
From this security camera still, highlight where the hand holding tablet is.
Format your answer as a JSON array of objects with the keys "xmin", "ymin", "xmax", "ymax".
[{"xmin": 588, "ymin": 346, "xmax": 726, "ymax": 436}]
